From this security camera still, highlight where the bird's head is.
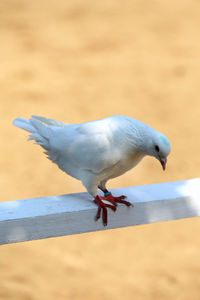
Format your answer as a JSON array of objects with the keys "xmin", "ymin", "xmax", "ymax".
[{"xmin": 146, "ymin": 132, "xmax": 171, "ymax": 171}]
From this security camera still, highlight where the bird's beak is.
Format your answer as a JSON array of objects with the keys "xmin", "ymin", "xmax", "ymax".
[{"xmin": 160, "ymin": 157, "xmax": 167, "ymax": 171}]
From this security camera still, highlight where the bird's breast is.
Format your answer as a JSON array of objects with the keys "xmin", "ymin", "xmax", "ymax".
[{"xmin": 103, "ymin": 152, "xmax": 144, "ymax": 181}]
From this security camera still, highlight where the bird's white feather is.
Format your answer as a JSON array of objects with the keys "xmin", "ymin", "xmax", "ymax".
[
  {"xmin": 13, "ymin": 118, "xmax": 35, "ymax": 133},
  {"xmin": 32, "ymin": 115, "xmax": 67, "ymax": 127}
]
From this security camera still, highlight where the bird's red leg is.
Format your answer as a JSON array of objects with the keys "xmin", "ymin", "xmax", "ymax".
[
  {"xmin": 94, "ymin": 187, "xmax": 132, "ymax": 225},
  {"xmin": 94, "ymin": 195, "xmax": 117, "ymax": 226},
  {"xmin": 98, "ymin": 186, "xmax": 132, "ymax": 207}
]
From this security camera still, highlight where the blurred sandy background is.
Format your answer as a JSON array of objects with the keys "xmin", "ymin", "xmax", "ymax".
[{"xmin": 0, "ymin": 0, "xmax": 200, "ymax": 299}]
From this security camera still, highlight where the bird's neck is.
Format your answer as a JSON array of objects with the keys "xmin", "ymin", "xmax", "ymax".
[{"xmin": 120, "ymin": 118, "xmax": 149, "ymax": 154}]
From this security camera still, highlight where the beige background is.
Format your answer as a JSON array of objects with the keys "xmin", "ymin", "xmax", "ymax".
[{"xmin": 0, "ymin": 0, "xmax": 200, "ymax": 299}]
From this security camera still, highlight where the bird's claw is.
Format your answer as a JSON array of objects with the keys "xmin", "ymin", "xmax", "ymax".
[
  {"xmin": 117, "ymin": 195, "xmax": 127, "ymax": 200},
  {"xmin": 105, "ymin": 194, "xmax": 132, "ymax": 207},
  {"xmin": 94, "ymin": 193, "xmax": 132, "ymax": 226},
  {"xmin": 94, "ymin": 195, "xmax": 116, "ymax": 226}
]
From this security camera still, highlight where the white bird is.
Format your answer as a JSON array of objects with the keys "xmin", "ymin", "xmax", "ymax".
[{"xmin": 13, "ymin": 115, "xmax": 171, "ymax": 225}]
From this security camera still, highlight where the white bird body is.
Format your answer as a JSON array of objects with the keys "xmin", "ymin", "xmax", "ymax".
[{"xmin": 14, "ymin": 115, "xmax": 171, "ymax": 225}]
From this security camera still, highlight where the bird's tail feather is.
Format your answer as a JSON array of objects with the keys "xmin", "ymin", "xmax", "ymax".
[
  {"xmin": 32, "ymin": 115, "xmax": 67, "ymax": 127},
  {"xmin": 13, "ymin": 117, "xmax": 51, "ymax": 150},
  {"xmin": 13, "ymin": 118, "xmax": 35, "ymax": 133}
]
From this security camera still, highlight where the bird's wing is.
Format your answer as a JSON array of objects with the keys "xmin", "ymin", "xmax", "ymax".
[
  {"xmin": 47, "ymin": 119, "xmax": 121, "ymax": 175},
  {"xmin": 14, "ymin": 116, "xmax": 122, "ymax": 176}
]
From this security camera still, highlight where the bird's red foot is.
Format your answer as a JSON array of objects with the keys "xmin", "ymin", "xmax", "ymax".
[
  {"xmin": 104, "ymin": 192, "xmax": 132, "ymax": 207},
  {"xmin": 94, "ymin": 195, "xmax": 117, "ymax": 226},
  {"xmin": 94, "ymin": 193, "xmax": 132, "ymax": 226}
]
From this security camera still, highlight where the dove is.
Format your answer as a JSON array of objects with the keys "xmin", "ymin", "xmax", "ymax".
[{"xmin": 13, "ymin": 115, "xmax": 171, "ymax": 225}]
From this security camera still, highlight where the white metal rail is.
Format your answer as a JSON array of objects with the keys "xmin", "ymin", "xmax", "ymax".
[{"xmin": 0, "ymin": 178, "xmax": 199, "ymax": 245}]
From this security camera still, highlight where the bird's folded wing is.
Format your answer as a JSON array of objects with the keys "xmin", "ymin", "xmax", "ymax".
[{"xmin": 47, "ymin": 123, "xmax": 120, "ymax": 174}]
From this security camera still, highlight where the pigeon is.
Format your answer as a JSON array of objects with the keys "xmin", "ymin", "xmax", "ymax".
[{"xmin": 13, "ymin": 115, "xmax": 171, "ymax": 225}]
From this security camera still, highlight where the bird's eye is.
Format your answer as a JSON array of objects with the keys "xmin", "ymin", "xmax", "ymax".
[{"xmin": 155, "ymin": 145, "xmax": 160, "ymax": 152}]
